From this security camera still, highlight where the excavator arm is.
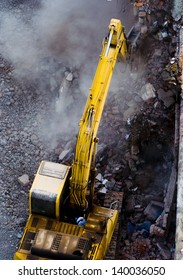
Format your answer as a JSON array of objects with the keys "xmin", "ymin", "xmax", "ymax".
[{"xmin": 70, "ymin": 19, "xmax": 128, "ymax": 212}]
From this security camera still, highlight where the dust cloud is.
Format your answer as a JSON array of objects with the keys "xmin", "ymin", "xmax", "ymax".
[
  {"xmin": 0, "ymin": 0, "xmax": 133, "ymax": 149},
  {"xmin": 0, "ymin": 0, "xmax": 122, "ymax": 78}
]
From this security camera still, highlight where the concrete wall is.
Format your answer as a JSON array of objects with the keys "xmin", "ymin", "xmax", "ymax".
[
  {"xmin": 172, "ymin": 0, "xmax": 183, "ymax": 21},
  {"xmin": 175, "ymin": 26, "xmax": 183, "ymax": 260}
]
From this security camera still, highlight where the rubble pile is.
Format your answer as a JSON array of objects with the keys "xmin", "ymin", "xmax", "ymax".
[
  {"xmin": 103, "ymin": 0, "xmax": 181, "ymax": 259},
  {"xmin": 0, "ymin": 0, "xmax": 182, "ymax": 259}
]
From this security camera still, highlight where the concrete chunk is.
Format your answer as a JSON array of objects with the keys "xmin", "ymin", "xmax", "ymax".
[
  {"xmin": 141, "ymin": 83, "xmax": 156, "ymax": 101},
  {"xmin": 18, "ymin": 174, "xmax": 29, "ymax": 186},
  {"xmin": 65, "ymin": 72, "xmax": 73, "ymax": 82},
  {"xmin": 59, "ymin": 149, "xmax": 71, "ymax": 161}
]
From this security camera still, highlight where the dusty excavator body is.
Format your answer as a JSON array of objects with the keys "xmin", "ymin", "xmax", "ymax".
[{"xmin": 14, "ymin": 18, "xmax": 127, "ymax": 260}]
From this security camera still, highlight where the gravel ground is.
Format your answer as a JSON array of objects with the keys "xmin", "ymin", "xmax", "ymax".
[{"xmin": 0, "ymin": 0, "xmax": 180, "ymax": 260}]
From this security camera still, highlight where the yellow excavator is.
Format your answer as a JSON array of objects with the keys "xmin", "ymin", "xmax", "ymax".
[{"xmin": 14, "ymin": 18, "xmax": 128, "ymax": 260}]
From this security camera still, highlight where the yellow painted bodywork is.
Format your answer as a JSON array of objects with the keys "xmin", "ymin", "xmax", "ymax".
[
  {"xmin": 14, "ymin": 19, "xmax": 127, "ymax": 260},
  {"xmin": 29, "ymin": 161, "xmax": 70, "ymax": 218},
  {"xmin": 70, "ymin": 19, "xmax": 127, "ymax": 210},
  {"xmin": 14, "ymin": 205, "xmax": 118, "ymax": 260}
]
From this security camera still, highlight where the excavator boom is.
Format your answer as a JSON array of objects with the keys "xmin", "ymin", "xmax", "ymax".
[{"xmin": 70, "ymin": 19, "xmax": 127, "ymax": 211}]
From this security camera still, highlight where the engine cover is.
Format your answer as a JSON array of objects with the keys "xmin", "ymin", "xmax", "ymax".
[{"xmin": 31, "ymin": 229, "xmax": 91, "ymax": 260}]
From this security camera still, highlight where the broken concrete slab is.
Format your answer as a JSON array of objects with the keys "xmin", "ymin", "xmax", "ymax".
[
  {"xmin": 163, "ymin": 96, "xmax": 175, "ymax": 108},
  {"xmin": 98, "ymin": 186, "xmax": 107, "ymax": 194},
  {"xmin": 144, "ymin": 200, "xmax": 164, "ymax": 221},
  {"xmin": 96, "ymin": 173, "xmax": 103, "ymax": 182},
  {"xmin": 18, "ymin": 174, "xmax": 29, "ymax": 186},
  {"xmin": 65, "ymin": 72, "xmax": 74, "ymax": 82},
  {"xmin": 157, "ymin": 88, "xmax": 174, "ymax": 99},
  {"xmin": 123, "ymin": 106, "xmax": 138, "ymax": 121},
  {"xmin": 59, "ymin": 148, "xmax": 71, "ymax": 161},
  {"xmin": 140, "ymin": 83, "xmax": 156, "ymax": 101},
  {"xmin": 157, "ymin": 88, "xmax": 175, "ymax": 107},
  {"xmin": 150, "ymin": 224, "xmax": 165, "ymax": 237}
]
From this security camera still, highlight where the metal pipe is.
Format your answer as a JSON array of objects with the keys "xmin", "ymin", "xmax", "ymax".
[{"xmin": 104, "ymin": 28, "xmax": 114, "ymax": 57}]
